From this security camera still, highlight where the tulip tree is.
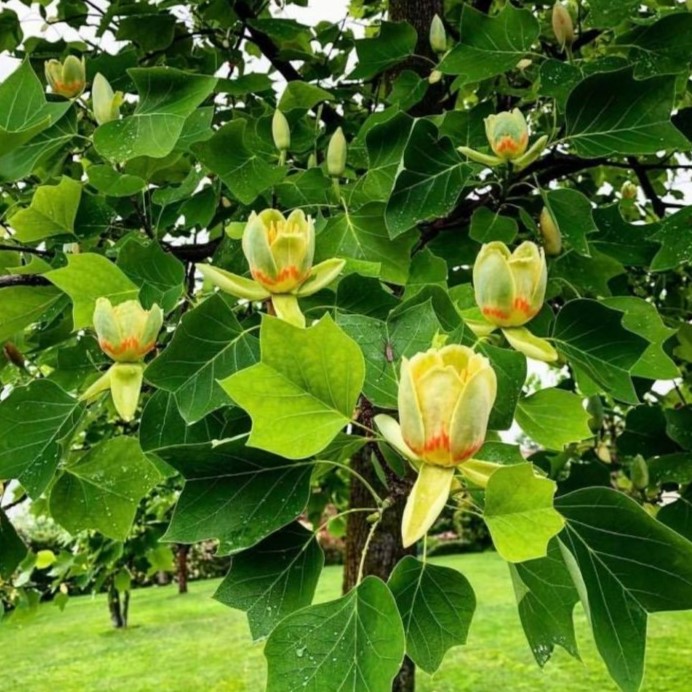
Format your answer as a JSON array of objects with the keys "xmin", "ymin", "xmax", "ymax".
[{"xmin": 1, "ymin": 1, "xmax": 692, "ymax": 691}]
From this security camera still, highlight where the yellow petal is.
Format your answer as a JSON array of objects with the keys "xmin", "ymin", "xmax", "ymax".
[
  {"xmin": 196, "ymin": 264, "xmax": 270, "ymax": 301},
  {"xmin": 271, "ymin": 293, "xmax": 306, "ymax": 328},
  {"xmin": 459, "ymin": 458, "xmax": 503, "ymax": 488},
  {"xmin": 473, "ymin": 243, "xmax": 517, "ymax": 327},
  {"xmin": 110, "ymin": 363, "xmax": 144, "ymax": 422},
  {"xmin": 398, "ymin": 357, "xmax": 426, "ymax": 456},
  {"xmin": 296, "ymin": 258, "xmax": 345, "ymax": 297},
  {"xmin": 502, "ymin": 327, "xmax": 559, "ymax": 363},
  {"xmin": 401, "ymin": 464, "xmax": 455, "ymax": 548},
  {"xmin": 374, "ymin": 414, "xmax": 420, "ymax": 462}
]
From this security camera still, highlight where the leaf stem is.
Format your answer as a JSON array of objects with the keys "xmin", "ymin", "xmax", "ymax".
[{"xmin": 357, "ymin": 511, "xmax": 382, "ymax": 584}]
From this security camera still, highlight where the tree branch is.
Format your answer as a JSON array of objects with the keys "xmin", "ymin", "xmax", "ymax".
[
  {"xmin": 627, "ymin": 156, "xmax": 667, "ymax": 218},
  {"xmin": 165, "ymin": 238, "xmax": 222, "ymax": 262},
  {"xmin": 234, "ymin": 1, "xmax": 342, "ymax": 126},
  {"xmin": 0, "ymin": 274, "xmax": 50, "ymax": 288}
]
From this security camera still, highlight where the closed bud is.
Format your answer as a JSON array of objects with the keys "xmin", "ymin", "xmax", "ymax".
[
  {"xmin": 429, "ymin": 14, "xmax": 447, "ymax": 54},
  {"xmin": 307, "ymin": 152, "xmax": 317, "ymax": 168},
  {"xmin": 516, "ymin": 58, "xmax": 533, "ymax": 72},
  {"xmin": 428, "ymin": 69, "xmax": 443, "ymax": 85},
  {"xmin": 272, "ymin": 108, "xmax": 291, "ymax": 152},
  {"xmin": 552, "ymin": 3, "xmax": 574, "ymax": 51},
  {"xmin": 631, "ymin": 455, "xmax": 650, "ymax": 491},
  {"xmin": 539, "ymin": 206, "xmax": 562, "ymax": 256},
  {"xmin": 92, "ymin": 73, "xmax": 122, "ymax": 126},
  {"xmin": 243, "ymin": 209, "xmax": 315, "ymax": 293},
  {"xmin": 621, "ymin": 181, "xmax": 638, "ymax": 200},
  {"xmin": 485, "ymin": 109, "xmax": 529, "ymax": 161},
  {"xmin": 45, "ymin": 56, "xmax": 86, "ymax": 99},
  {"xmin": 327, "ymin": 127, "xmax": 347, "ymax": 177},
  {"xmin": 93, "ymin": 298, "xmax": 163, "ymax": 362},
  {"xmin": 473, "ymin": 241, "xmax": 547, "ymax": 327},
  {"xmin": 399, "ymin": 345, "xmax": 497, "ymax": 468}
]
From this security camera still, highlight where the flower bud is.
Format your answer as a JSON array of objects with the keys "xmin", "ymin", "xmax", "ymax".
[
  {"xmin": 327, "ymin": 127, "xmax": 347, "ymax": 177},
  {"xmin": 45, "ymin": 56, "xmax": 86, "ymax": 99},
  {"xmin": 272, "ymin": 108, "xmax": 291, "ymax": 152},
  {"xmin": 473, "ymin": 241, "xmax": 547, "ymax": 328},
  {"xmin": 621, "ymin": 181, "xmax": 638, "ymax": 200},
  {"xmin": 92, "ymin": 73, "xmax": 123, "ymax": 126},
  {"xmin": 631, "ymin": 455, "xmax": 649, "ymax": 491},
  {"xmin": 484, "ymin": 109, "xmax": 529, "ymax": 161},
  {"xmin": 429, "ymin": 14, "xmax": 447, "ymax": 54},
  {"xmin": 539, "ymin": 206, "xmax": 562, "ymax": 256},
  {"xmin": 307, "ymin": 152, "xmax": 317, "ymax": 168},
  {"xmin": 552, "ymin": 3, "xmax": 574, "ymax": 51},
  {"xmin": 399, "ymin": 345, "xmax": 497, "ymax": 467},
  {"xmin": 428, "ymin": 69, "xmax": 443, "ymax": 85},
  {"xmin": 93, "ymin": 298, "xmax": 163, "ymax": 362},
  {"xmin": 242, "ymin": 209, "xmax": 315, "ymax": 294}
]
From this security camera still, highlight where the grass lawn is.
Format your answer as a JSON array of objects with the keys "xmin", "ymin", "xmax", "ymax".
[{"xmin": 1, "ymin": 551, "xmax": 691, "ymax": 691}]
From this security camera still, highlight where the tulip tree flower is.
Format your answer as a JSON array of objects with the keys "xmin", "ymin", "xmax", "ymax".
[
  {"xmin": 375, "ymin": 344, "xmax": 498, "ymax": 548},
  {"xmin": 272, "ymin": 109, "xmax": 291, "ymax": 165},
  {"xmin": 472, "ymin": 241, "xmax": 558, "ymax": 363},
  {"xmin": 552, "ymin": 2, "xmax": 575, "ymax": 53},
  {"xmin": 539, "ymin": 207, "xmax": 562, "ymax": 256},
  {"xmin": 81, "ymin": 298, "xmax": 163, "ymax": 422},
  {"xmin": 458, "ymin": 109, "xmax": 548, "ymax": 170},
  {"xmin": 92, "ymin": 73, "xmax": 123, "ymax": 126},
  {"xmin": 197, "ymin": 209, "xmax": 345, "ymax": 328},
  {"xmin": 44, "ymin": 56, "xmax": 86, "ymax": 99}
]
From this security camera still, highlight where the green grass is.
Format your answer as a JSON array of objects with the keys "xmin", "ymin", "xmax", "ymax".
[{"xmin": 2, "ymin": 552, "xmax": 691, "ymax": 691}]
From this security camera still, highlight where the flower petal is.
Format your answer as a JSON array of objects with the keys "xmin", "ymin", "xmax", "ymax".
[
  {"xmin": 196, "ymin": 264, "xmax": 270, "ymax": 301},
  {"xmin": 295, "ymin": 258, "xmax": 345, "ymax": 297},
  {"xmin": 374, "ymin": 414, "xmax": 420, "ymax": 462},
  {"xmin": 502, "ymin": 327, "xmax": 558, "ymax": 363},
  {"xmin": 401, "ymin": 464, "xmax": 455, "ymax": 548},
  {"xmin": 110, "ymin": 363, "xmax": 144, "ymax": 422},
  {"xmin": 271, "ymin": 293, "xmax": 306, "ymax": 328}
]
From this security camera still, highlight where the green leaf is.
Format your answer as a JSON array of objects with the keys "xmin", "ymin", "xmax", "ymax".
[
  {"xmin": 551, "ymin": 247, "xmax": 625, "ymax": 297},
  {"xmin": 0, "ymin": 286, "xmax": 62, "ymax": 341},
  {"xmin": 265, "ymin": 576, "xmax": 405, "ymax": 692},
  {"xmin": 116, "ymin": 14, "xmax": 175, "ymax": 52},
  {"xmin": 0, "ymin": 61, "xmax": 71, "ymax": 155},
  {"xmin": 469, "ymin": 207, "xmax": 518, "ymax": 244},
  {"xmin": 542, "ymin": 189, "xmax": 596, "ymax": 256},
  {"xmin": 565, "ymin": 68, "xmax": 690, "ymax": 157},
  {"xmin": 515, "ymin": 389, "xmax": 592, "ymax": 450},
  {"xmin": 0, "ymin": 509, "xmax": 27, "ymax": 580},
  {"xmin": 162, "ymin": 439, "xmax": 313, "ymax": 555},
  {"xmin": 556, "ymin": 487, "xmax": 692, "ymax": 692},
  {"xmin": 658, "ymin": 494, "xmax": 692, "ymax": 542},
  {"xmin": 385, "ymin": 119, "xmax": 471, "ymax": 237},
  {"xmin": 0, "ymin": 108, "xmax": 77, "ymax": 183},
  {"xmin": 509, "ymin": 539, "xmax": 580, "ymax": 667},
  {"xmin": 278, "ymin": 82, "xmax": 334, "ymax": 111},
  {"xmin": 603, "ymin": 296, "xmax": 678, "ymax": 380},
  {"xmin": 484, "ymin": 463, "xmax": 564, "ymax": 563},
  {"xmin": 0, "ymin": 9, "xmax": 22, "ymax": 52},
  {"xmin": 45, "ymin": 253, "xmax": 139, "ymax": 330},
  {"xmin": 664, "ymin": 406, "xmax": 692, "ymax": 450},
  {"xmin": 221, "ymin": 315, "xmax": 364, "ymax": 459},
  {"xmin": 617, "ymin": 405, "xmax": 679, "ymax": 458},
  {"xmin": 351, "ymin": 111, "xmax": 414, "ymax": 205},
  {"xmin": 592, "ymin": 204, "xmax": 659, "ymax": 267},
  {"xmin": 49, "ymin": 437, "xmax": 161, "ymax": 540},
  {"xmin": 316, "ymin": 203, "xmax": 416, "ymax": 285},
  {"xmin": 439, "ymin": 5, "xmax": 539, "ymax": 83},
  {"xmin": 145, "ymin": 294, "xmax": 259, "ymax": 424},
  {"xmin": 93, "ymin": 67, "xmax": 217, "ymax": 161},
  {"xmin": 87, "ymin": 165, "xmax": 146, "ymax": 197},
  {"xmin": 588, "ymin": 0, "xmax": 638, "ymax": 27},
  {"xmin": 10, "ymin": 176, "xmax": 82, "ymax": 243},
  {"xmin": 0, "ymin": 380, "xmax": 85, "ymax": 497},
  {"xmin": 552, "ymin": 299, "xmax": 648, "ymax": 404},
  {"xmin": 116, "ymin": 238, "xmax": 185, "ymax": 312},
  {"xmin": 350, "ymin": 21, "xmax": 417, "ymax": 80},
  {"xmin": 618, "ymin": 13, "xmax": 692, "ymax": 78},
  {"xmin": 480, "ymin": 344, "xmax": 527, "ymax": 432},
  {"xmin": 650, "ymin": 206, "xmax": 692, "ymax": 272},
  {"xmin": 338, "ymin": 298, "xmax": 443, "ymax": 409},
  {"xmin": 214, "ymin": 523, "xmax": 324, "ymax": 640},
  {"xmin": 388, "ymin": 556, "xmax": 475, "ymax": 674},
  {"xmin": 193, "ymin": 119, "xmax": 285, "ymax": 205}
]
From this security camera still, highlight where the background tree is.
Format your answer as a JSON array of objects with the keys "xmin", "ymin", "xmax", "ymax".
[{"xmin": 1, "ymin": 1, "xmax": 692, "ymax": 691}]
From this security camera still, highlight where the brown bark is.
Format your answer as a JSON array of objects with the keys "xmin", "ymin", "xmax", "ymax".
[
  {"xmin": 108, "ymin": 582, "xmax": 126, "ymax": 628},
  {"xmin": 177, "ymin": 543, "xmax": 190, "ymax": 594},
  {"xmin": 342, "ymin": 400, "xmax": 416, "ymax": 692}
]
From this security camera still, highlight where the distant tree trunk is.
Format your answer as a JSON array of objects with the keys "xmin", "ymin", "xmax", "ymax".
[
  {"xmin": 108, "ymin": 581, "xmax": 128, "ymax": 628},
  {"xmin": 177, "ymin": 544, "xmax": 190, "ymax": 594}
]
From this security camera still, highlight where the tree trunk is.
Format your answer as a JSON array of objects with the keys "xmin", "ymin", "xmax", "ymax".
[
  {"xmin": 177, "ymin": 544, "xmax": 190, "ymax": 594},
  {"xmin": 108, "ymin": 582, "xmax": 125, "ymax": 628},
  {"xmin": 343, "ymin": 400, "xmax": 416, "ymax": 692}
]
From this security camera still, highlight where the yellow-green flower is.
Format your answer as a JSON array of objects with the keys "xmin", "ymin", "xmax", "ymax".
[
  {"xmin": 93, "ymin": 298, "xmax": 163, "ymax": 362},
  {"xmin": 398, "ymin": 346, "xmax": 497, "ymax": 467},
  {"xmin": 552, "ymin": 3, "xmax": 575, "ymax": 51},
  {"xmin": 375, "ymin": 344, "xmax": 498, "ymax": 548},
  {"xmin": 45, "ymin": 56, "xmax": 86, "ymax": 99},
  {"xmin": 197, "ymin": 208, "xmax": 345, "ymax": 328},
  {"xmin": 473, "ymin": 241, "xmax": 547, "ymax": 328},
  {"xmin": 485, "ymin": 109, "xmax": 529, "ymax": 161}
]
